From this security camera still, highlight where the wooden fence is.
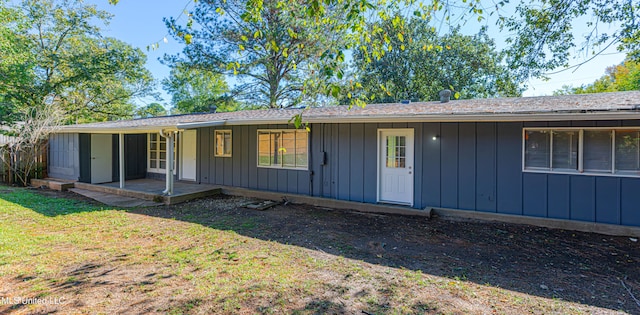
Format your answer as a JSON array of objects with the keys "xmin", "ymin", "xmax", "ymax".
[
  {"xmin": 0, "ymin": 134, "xmax": 15, "ymax": 145},
  {"xmin": 0, "ymin": 141, "xmax": 48, "ymax": 185}
]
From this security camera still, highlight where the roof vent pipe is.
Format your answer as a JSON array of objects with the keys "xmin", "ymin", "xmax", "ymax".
[
  {"xmin": 209, "ymin": 105, "xmax": 217, "ymax": 113},
  {"xmin": 439, "ymin": 89, "xmax": 451, "ymax": 103}
]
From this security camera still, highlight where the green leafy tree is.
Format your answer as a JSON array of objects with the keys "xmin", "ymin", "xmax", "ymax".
[
  {"xmin": 0, "ymin": 0, "xmax": 155, "ymax": 124},
  {"xmin": 136, "ymin": 102, "xmax": 167, "ymax": 118},
  {"xmin": 500, "ymin": 0, "xmax": 640, "ymax": 80},
  {"xmin": 0, "ymin": 0, "xmax": 32, "ymax": 125},
  {"xmin": 164, "ymin": 0, "xmax": 348, "ymax": 109},
  {"xmin": 554, "ymin": 58, "xmax": 640, "ymax": 95},
  {"xmin": 348, "ymin": 17, "xmax": 522, "ymax": 103},
  {"xmin": 161, "ymin": 64, "xmax": 234, "ymax": 114},
  {"xmin": 120, "ymin": 0, "xmax": 639, "ymax": 104},
  {"xmin": 609, "ymin": 60, "xmax": 640, "ymax": 91}
]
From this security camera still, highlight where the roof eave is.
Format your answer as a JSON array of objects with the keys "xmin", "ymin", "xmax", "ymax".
[
  {"xmin": 52, "ymin": 110, "xmax": 640, "ymax": 133},
  {"xmin": 55, "ymin": 125, "xmax": 181, "ymax": 134},
  {"xmin": 176, "ymin": 120, "xmax": 226, "ymax": 129},
  {"xmin": 301, "ymin": 111, "xmax": 640, "ymax": 123}
]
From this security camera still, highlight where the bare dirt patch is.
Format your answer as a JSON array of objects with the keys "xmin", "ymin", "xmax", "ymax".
[{"xmin": 136, "ymin": 195, "xmax": 640, "ymax": 313}]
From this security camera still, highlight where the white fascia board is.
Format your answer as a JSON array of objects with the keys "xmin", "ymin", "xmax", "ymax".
[
  {"xmin": 176, "ymin": 120, "xmax": 226, "ymax": 129},
  {"xmin": 301, "ymin": 112, "xmax": 640, "ymax": 124},
  {"xmin": 54, "ymin": 125, "xmax": 181, "ymax": 134},
  {"xmin": 217, "ymin": 112, "xmax": 640, "ymax": 125}
]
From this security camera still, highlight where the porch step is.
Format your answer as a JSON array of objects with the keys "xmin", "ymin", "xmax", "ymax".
[{"xmin": 31, "ymin": 178, "xmax": 75, "ymax": 191}]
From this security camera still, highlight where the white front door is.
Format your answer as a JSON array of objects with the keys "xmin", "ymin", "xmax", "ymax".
[
  {"xmin": 378, "ymin": 129, "xmax": 414, "ymax": 206},
  {"xmin": 180, "ymin": 130, "xmax": 197, "ymax": 181},
  {"xmin": 90, "ymin": 134, "xmax": 112, "ymax": 184}
]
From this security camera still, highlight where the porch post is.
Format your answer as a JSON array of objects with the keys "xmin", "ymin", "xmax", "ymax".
[
  {"xmin": 160, "ymin": 130, "xmax": 174, "ymax": 195},
  {"xmin": 119, "ymin": 133, "xmax": 125, "ymax": 189},
  {"xmin": 167, "ymin": 132, "xmax": 174, "ymax": 195}
]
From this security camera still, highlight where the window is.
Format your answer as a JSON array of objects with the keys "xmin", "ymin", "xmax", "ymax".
[
  {"xmin": 385, "ymin": 135, "xmax": 406, "ymax": 168},
  {"xmin": 583, "ymin": 130, "xmax": 612, "ymax": 172},
  {"xmin": 524, "ymin": 130, "xmax": 550, "ymax": 169},
  {"xmin": 257, "ymin": 130, "xmax": 308, "ymax": 169},
  {"xmin": 551, "ymin": 130, "xmax": 579, "ymax": 170},
  {"xmin": 523, "ymin": 128, "xmax": 640, "ymax": 176},
  {"xmin": 148, "ymin": 133, "xmax": 176, "ymax": 173},
  {"xmin": 214, "ymin": 130, "xmax": 232, "ymax": 157},
  {"xmin": 615, "ymin": 130, "xmax": 640, "ymax": 172}
]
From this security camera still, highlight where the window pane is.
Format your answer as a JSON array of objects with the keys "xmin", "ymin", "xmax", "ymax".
[
  {"xmin": 257, "ymin": 130, "xmax": 308, "ymax": 169},
  {"xmin": 159, "ymin": 161, "xmax": 166, "ymax": 169},
  {"xmin": 258, "ymin": 132, "xmax": 271, "ymax": 166},
  {"xmin": 295, "ymin": 131, "xmax": 308, "ymax": 168},
  {"xmin": 386, "ymin": 135, "xmax": 406, "ymax": 168},
  {"xmin": 615, "ymin": 130, "xmax": 640, "ymax": 171},
  {"xmin": 214, "ymin": 131, "xmax": 232, "ymax": 157},
  {"xmin": 150, "ymin": 160, "xmax": 156, "ymax": 168},
  {"xmin": 215, "ymin": 133, "xmax": 223, "ymax": 156},
  {"xmin": 160, "ymin": 142, "xmax": 166, "ymax": 151},
  {"xmin": 525, "ymin": 130, "xmax": 550, "ymax": 168},
  {"xmin": 271, "ymin": 132, "xmax": 281, "ymax": 165},
  {"xmin": 160, "ymin": 152, "xmax": 166, "ymax": 160},
  {"xmin": 150, "ymin": 151, "xmax": 157, "ymax": 160},
  {"xmin": 282, "ymin": 131, "xmax": 296, "ymax": 167},
  {"xmin": 584, "ymin": 130, "xmax": 612, "ymax": 172},
  {"xmin": 552, "ymin": 131, "xmax": 578, "ymax": 170},
  {"xmin": 386, "ymin": 136, "xmax": 396, "ymax": 167},
  {"xmin": 223, "ymin": 132, "xmax": 232, "ymax": 156}
]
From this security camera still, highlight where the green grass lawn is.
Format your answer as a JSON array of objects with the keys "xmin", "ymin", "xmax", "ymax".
[{"xmin": 0, "ymin": 187, "xmax": 630, "ymax": 314}]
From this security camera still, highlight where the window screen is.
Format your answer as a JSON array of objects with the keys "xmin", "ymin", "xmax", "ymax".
[
  {"xmin": 525, "ymin": 130, "xmax": 550, "ymax": 169},
  {"xmin": 583, "ymin": 130, "xmax": 612, "ymax": 172},
  {"xmin": 552, "ymin": 130, "xmax": 578, "ymax": 170},
  {"xmin": 615, "ymin": 130, "xmax": 640, "ymax": 172}
]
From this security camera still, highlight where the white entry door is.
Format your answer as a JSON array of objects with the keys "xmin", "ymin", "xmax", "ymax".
[
  {"xmin": 180, "ymin": 130, "xmax": 197, "ymax": 181},
  {"xmin": 378, "ymin": 129, "xmax": 414, "ymax": 206},
  {"xmin": 90, "ymin": 134, "xmax": 112, "ymax": 184}
]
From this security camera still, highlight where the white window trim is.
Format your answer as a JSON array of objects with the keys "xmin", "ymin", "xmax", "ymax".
[
  {"xmin": 256, "ymin": 129, "xmax": 309, "ymax": 170},
  {"xmin": 147, "ymin": 133, "xmax": 177, "ymax": 174},
  {"xmin": 214, "ymin": 130, "xmax": 233, "ymax": 157},
  {"xmin": 522, "ymin": 127, "xmax": 640, "ymax": 178}
]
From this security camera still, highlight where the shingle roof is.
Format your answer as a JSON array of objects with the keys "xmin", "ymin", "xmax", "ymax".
[{"xmin": 59, "ymin": 91, "xmax": 640, "ymax": 132}]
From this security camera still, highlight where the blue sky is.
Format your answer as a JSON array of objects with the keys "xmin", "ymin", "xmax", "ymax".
[{"xmin": 85, "ymin": 0, "xmax": 627, "ymax": 108}]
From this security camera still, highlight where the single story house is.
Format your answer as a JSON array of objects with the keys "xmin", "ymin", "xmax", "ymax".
[{"xmin": 49, "ymin": 91, "xmax": 640, "ymax": 228}]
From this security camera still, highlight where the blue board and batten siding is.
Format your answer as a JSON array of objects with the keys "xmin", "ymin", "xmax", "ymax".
[
  {"xmin": 48, "ymin": 133, "xmax": 80, "ymax": 180},
  {"xmin": 199, "ymin": 120, "xmax": 640, "ymax": 227},
  {"xmin": 197, "ymin": 125, "xmax": 311, "ymax": 196}
]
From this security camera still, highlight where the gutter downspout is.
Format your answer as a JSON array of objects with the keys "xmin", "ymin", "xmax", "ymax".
[{"xmin": 159, "ymin": 129, "xmax": 175, "ymax": 195}]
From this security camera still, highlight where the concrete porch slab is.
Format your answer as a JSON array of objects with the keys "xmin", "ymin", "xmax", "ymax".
[
  {"xmin": 70, "ymin": 188, "xmax": 163, "ymax": 208},
  {"xmin": 74, "ymin": 179, "xmax": 221, "ymax": 205}
]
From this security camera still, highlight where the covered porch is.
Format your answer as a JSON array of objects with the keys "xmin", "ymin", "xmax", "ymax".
[{"xmin": 73, "ymin": 179, "xmax": 221, "ymax": 205}]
